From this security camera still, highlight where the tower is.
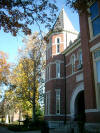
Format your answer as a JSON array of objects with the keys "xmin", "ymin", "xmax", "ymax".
[{"xmin": 45, "ymin": 8, "xmax": 78, "ymax": 128}]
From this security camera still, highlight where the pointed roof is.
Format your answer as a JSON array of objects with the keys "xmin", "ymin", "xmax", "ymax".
[{"xmin": 52, "ymin": 8, "xmax": 78, "ymax": 33}]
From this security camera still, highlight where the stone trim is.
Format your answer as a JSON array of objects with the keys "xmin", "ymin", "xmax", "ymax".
[
  {"xmin": 89, "ymin": 33, "xmax": 100, "ymax": 43},
  {"xmin": 66, "ymin": 69, "xmax": 83, "ymax": 79},
  {"xmin": 70, "ymin": 82, "xmax": 84, "ymax": 118},
  {"xmin": 45, "ymin": 114, "xmax": 65, "ymax": 117},
  {"xmin": 90, "ymin": 42, "xmax": 100, "ymax": 52},
  {"xmin": 46, "ymin": 60, "xmax": 64, "ymax": 68},
  {"xmin": 66, "ymin": 63, "xmax": 71, "ymax": 67},
  {"xmin": 62, "ymin": 39, "xmax": 81, "ymax": 55},
  {"xmin": 45, "ymin": 77, "xmax": 64, "ymax": 84},
  {"xmin": 85, "ymin": 109, "xmax": 100, "ymax": 113}
]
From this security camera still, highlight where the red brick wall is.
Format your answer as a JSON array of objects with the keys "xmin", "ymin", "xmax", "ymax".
[{"xmin": 79, "ymin": 12, "xmax": 96, "ymax": 110}]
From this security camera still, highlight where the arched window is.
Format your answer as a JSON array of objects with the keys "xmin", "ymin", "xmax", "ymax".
[
  {"xmin": 55, "ymin": 37, "xmax": 61, "ymax": 54},
  {"xmin": 71, "ymin": 55, "xmax": 75, "ymax": 74},
  {"xmin": 57, "ymin": 38, "xmax": 60, "ymax": 44}
]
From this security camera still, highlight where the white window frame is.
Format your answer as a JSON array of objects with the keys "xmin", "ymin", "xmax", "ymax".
[
  {"xmin": 71, "ymin": 54, "xmax": 75, "ymax": 74},
  {"xmin": 46, "ymin": 65, "xmax": 50, "ymax": 81},
  {"xmin": 56, "ymin": 89, "xmax": 60, "ymax": 115},
  {"xmin": 56, "ymin": 62, "xmax": 60, "ymax": 78},
  {"xmin": 57, "ymin": 43, "xmax": 60, "ymax": 53},
  {"xmin": 45, "ymin": 91, "xmax": 50, "ymax": 115},
  {"xmin": 78, "ymin": 49, "xmax": 82, "ymax": 65},
  {"xmin": 55, "ymin": 37, "xmax": 61, "ymax": 54},
  {"xmin": 93, "ymin": 48, "xmax": 100, "ymax": 110},
  {"xmin": 88, "ymin": 1, "xmax": 100, "ymax": 39}
]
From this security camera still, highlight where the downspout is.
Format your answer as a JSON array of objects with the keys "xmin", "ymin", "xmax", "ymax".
[{"xmin": 64, "ymin": 54, "xmax": 67, "ymax": 125}]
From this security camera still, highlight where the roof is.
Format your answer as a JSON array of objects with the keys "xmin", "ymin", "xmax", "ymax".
[{"xmin": 52, "ymin": 8, "xmax": 78, "ymax": 33}]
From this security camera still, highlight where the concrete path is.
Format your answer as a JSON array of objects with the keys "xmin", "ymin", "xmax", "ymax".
[{"xmin": 0, "ymin": 126, "xmax": 41, "ymax": 133}]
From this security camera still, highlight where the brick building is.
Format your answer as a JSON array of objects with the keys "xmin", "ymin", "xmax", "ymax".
[{"xmin": 45, "ymin": 0, "xmax": 100, "ymax": 131}]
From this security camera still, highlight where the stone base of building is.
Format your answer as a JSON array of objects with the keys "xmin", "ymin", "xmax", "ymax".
[
  {"xmin": 85, "ymin": 123, "xmax": 100, "ymax": 132},
  {"xmin": 47, "ymin": 120, "xmax": 64, "ymax": 128}
]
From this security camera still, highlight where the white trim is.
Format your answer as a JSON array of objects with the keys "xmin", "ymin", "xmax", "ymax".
[
  {"xmin": 45, "ymin": 91, "xmax": 51, "ymax": 115},
  {"xmin": 90, "ymin": 42, "xmax": 100, "ymax": 52},
  {"xmin": 45, "ymin": 77, "xmax": 64, "ymax": 84},
  {"xmin": 66, "ymin": 63, "xmax": 71, "ymax": 67},
  {"xmin": 85, "ymin": 109, "xmax": 100, "ymax": 113},
  {"xmin": 45, "ymin": 113, "xmax": 71, "ymax": 117},
  {"xmin": 76, "ymin": 73, "xmax": 83, "ymax": 82},
  {"xmin": 55, "ymin": 89, "xmax": 61, "ymax": 92},
  {"xmin": 70, "ymin": 82, "xmax": 84, "ymax": 118},
  {"xmin": 65, "ymin": 43, "xmax": 81, "ymax": 56},
  {"xmin": 62, "ymin": 39, "xmax": 81, "ymax": 55},
  {"xmin": 56, "ymin": 62, "xmax": 60, "ymax": 78},
  {"xmin": 66, "ymin": 69, "xmax": 83, "ymax": 79},
  {"xmin": 89, "ymin": 33, "xmax": 100, "ymax": 43},
  {"xmin": 45, "ymin": 114, "xmax": 65, "ymax": 117},
  {"xmin": 64, "ymin": 31, "xmax": 67, "ymax": 49},
  {"xmin": 47, "ymin": 30, "xmax": 78, "ymax": 39},
  {"xmin": 67, "ymin": 114, "xmax": 71, "ymax": 117},
  {"xmin": 52, "ymin": 41, "xmax": 64, "ymax": 45},
  {"xmin": 46, "ymin": 60, "xmax": 64, "ymax": 68},
  {"xmin": 56, "ymin": 89, "xmax": 60, "ymax": 115}
]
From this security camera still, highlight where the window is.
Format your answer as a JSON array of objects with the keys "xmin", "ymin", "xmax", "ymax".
[
  {"xmin": 71, "ymin": 55, "xmax": 75, "ymax": 73},
  {"xmin": 57, "ymin": 44, "xmax": 60, "ymax": 53},
  {"xmin": 57, "ymin": 38, "xmax": 60, "ymax": 44},
  {"xmin": 56, "ymin": 37, "xmax": 60, "ymax": 54},
  {"xmin": 94, "ymin": 49, "xmax": 100, "ymax": 83},
  {"xmin": 45, "ymin": 92, "xmax": 50, "ymax": 115},
  {"xmin": 94, "ymin": 50, "xmax": 100, "ymax": 59},
  {"xmin": 56, "ymin": 90, "xmax": 60, "ymax": 114},
  {"xmin": 78, "ymin": 50, "xmax": 82, "ymax": 65},
  {"xmin": 56, "ymin": 63, "xmax": 60, "ymax": 78},
  {"xmin": 46, "ymin": 66, "xmax": 50, "ymax": 81},
  {"xmin": 90, "ymin": 1, "xmax": 100, "ymax": 36},
  {"xmin": 93, "ymin": 49, "xmax": 100, "ymax": 109},
  {"xmin": 96, "ymin": 61, "xmax": 100, "ymax": 83}
]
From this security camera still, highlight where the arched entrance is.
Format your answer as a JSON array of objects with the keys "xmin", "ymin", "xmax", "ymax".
[
  {"xmin": 74, "ymin": 91, "xmax": 85, "ymax": 121},
  {"xmin": 70, "ymin": 83, "xmax": 85, "ymax": 120}
]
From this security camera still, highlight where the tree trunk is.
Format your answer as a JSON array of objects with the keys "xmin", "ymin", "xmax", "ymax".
[
  {"xmin": 32, "ymin": 86, "xmax": 36, "ymax": 122},
  {"xmin": 32, "ymin": 60, "xmax": 36, "ymax": 122}
]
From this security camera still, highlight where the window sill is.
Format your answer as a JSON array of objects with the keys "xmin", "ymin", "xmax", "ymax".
[{"xmin": 89, "ymin": 33, "xmax": 100, "ymax": 43}]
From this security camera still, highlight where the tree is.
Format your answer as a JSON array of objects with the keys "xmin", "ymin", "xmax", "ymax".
[
  {"xmin": 9, "ymin": 33, "xmax": 45, "ymax": 121},
  {"xmin": 22, "ymin": 32, "xmax": 46, "ymax": 121},
  {"xmin": 66, "ymin": 0, "xmax": 94, "ymax": 12},
  {"xmin": 9, "ymin": 58, "xmax": 38, "ymax": 119},
  {"xmin": 0, "ymin": 0, "xmax": 58, "ymax": 36},
  {"xmin": 0, "ymin": 51, "xmax": 10, "ymax": 85}
]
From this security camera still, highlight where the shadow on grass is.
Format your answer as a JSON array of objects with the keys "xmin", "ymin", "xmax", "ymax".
[{"xmin": 7, "ymin": 120, "xmax": 49, "ymax": 132}]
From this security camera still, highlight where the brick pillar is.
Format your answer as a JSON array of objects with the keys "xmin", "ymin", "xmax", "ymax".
[{"xmin": 79, "ymin": 12, "xmax": 96, "ymax": 110}]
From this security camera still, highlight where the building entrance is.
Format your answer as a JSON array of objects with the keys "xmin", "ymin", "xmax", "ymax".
[{"xmin": 74, "ymin": 91, "xmax": 85, "ymax": 121}]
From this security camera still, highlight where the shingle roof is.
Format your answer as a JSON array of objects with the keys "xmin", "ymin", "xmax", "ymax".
[{"xmin": 52, "ymin": 8, "xmax": 78, "ymax": 33}]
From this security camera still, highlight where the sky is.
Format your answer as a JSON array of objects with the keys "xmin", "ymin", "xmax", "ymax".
[{"xmin": 0, "ymin": 0, "xmax": 80, "ymax": 64}]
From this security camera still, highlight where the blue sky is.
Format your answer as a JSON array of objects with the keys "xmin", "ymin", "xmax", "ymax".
[{"xmin": 0, "ymin": 0, "xmax": 80, "ymax": 64}]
